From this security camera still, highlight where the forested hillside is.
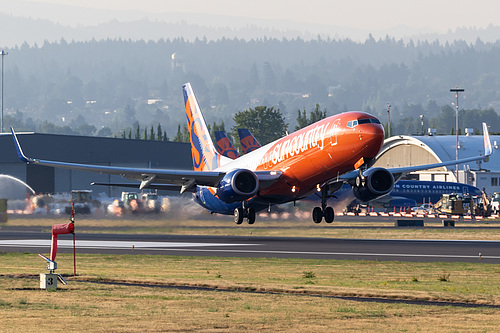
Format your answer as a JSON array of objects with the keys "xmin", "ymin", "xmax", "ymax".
[{"xmin": 3, "ymin": 35, "xmax": 500, "ymax": 139}]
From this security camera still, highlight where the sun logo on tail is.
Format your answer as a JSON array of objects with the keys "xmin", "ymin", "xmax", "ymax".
[{"xmin": 183, "ymin": 83, "xmax": 221, "ymax": 171}]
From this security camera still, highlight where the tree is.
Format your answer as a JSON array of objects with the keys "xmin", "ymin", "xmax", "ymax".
[
  {"xmin": 295, "ymin": 104, "xmax": 327, "ymax": 130},
  {"xmin": 157, "ymin": 124, "xmax": 163, "ymax": 141},
  {"xmin": 173, "ymin": 123, "xmax": 190, "ymax": 143},
  {"xmin": 209, "ymin": 121, "xmax": 227, "ymax": 143},
  {"xmin": 135, "ymin": 123, "xmax": 141, "ymax": 140},
  {"xmin": 77, "ymin": 124, "xmax": 96, "ymax": 136},
  {"xmin": 231, "ymin": 106, "xmax": 288, "ymax": 146},
  {"xmin": 173, "ymin": 124, "xmax": 182, "ymax": 142},
  {"xmin": 150, "ymin": 126, "xmax": 155, "ymax": 141},
  {"xmin": 96, "ymin": 127, "xmax": 113, "ymax": 137}
]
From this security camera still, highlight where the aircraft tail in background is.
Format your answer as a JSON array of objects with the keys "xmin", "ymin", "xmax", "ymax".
[
  {"xmin": 182, "ymin": 83, "xmax": 222, "ymax": 171},
  {"xmin": 214, "ymin": 131, "xmax": 240, "ymax": 159},
  {"xmin": 238, "ymin": 128, "xmax": 261, "ymax": 154}
]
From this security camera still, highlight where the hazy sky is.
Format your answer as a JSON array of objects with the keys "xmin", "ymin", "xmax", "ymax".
[{"xmin": 12, "ymin": 0, "xmax": 500, "ymax": 32}]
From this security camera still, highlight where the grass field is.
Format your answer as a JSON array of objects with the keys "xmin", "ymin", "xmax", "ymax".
[
  {"xmin": 1, "ymin": 215, "xmax": 500, "ymax": 331},
  {"xmin": 1, "ymin": 253, "xmax": 500, "ymax": 332}
]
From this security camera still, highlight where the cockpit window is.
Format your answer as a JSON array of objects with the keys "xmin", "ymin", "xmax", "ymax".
[
  {"xmin": 347, "ymin": 120, "xmax": 358, "ymax": 128},
  {"xmin": 358, "ymin": 118, "xmax": 380, "ymax": 124},
  {"xmin": 348, "ymin": 118, "xmax": 380, "ymax": 127}
]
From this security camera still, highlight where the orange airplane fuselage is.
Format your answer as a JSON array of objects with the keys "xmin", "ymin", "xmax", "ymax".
[{"xmin": 255, "ymin": 111, "xmax": 384, "ymax": 200}]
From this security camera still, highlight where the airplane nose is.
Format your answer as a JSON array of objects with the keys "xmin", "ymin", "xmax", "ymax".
[{"xmin": 360, "ymin": 123, "xmax": 385, "ymax": 154}]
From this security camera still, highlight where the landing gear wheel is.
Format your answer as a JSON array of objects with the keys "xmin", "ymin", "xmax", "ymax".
[
  {"xmin": 234, "ymin": 207, "xmax": 244, "ymax": 225},
  {"xmin": 324, "ymin": 206, "xmax": 334, "ymax": 223},
  {"xmin": 312, "ymin": 207, "xmax": 323, "ymax": 223},
  {"xmin": 247, "ymin": 208, "xmax": 256, "ymax": 224}
]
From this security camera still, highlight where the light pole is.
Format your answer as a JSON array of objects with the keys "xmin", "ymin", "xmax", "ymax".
[
  {"xmin": 0, "ymin": 50, "xmax": 7, "ymax": 133},
  {"xmin": 386, "ymin": 103, "xmax": 391, "ymax": 137},
  {"xmin": 420, "ymin": 114, "xmax": 424, "ymax": 135},
  {"xmin": 450, "ymin": 87, "xmax": 464, "ymax": 181}
]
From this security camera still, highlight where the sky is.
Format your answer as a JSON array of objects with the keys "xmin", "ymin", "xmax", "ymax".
[{"xmin": 6, "ymin": 0, "xmax": 500, "ymax": 32}]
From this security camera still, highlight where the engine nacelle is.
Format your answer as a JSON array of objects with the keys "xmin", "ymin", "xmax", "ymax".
[
  {"xmin": 352, "ymin": 167, "xmax": 394, "ymax": 202},
  {"xmin": 216, "ymin": 169, "xmax": 259, "ymax": 203}
]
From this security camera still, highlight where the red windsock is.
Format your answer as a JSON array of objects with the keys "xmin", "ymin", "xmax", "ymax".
[{"xmin": 50, "ymin": 223, "xmax": 75, "ymax": 261}]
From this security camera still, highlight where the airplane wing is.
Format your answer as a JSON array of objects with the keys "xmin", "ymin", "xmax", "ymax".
[
  {"xmin": 91, "ymin": 182, "xmax": 185, "ymax": 191},
  {"xmin": 11, "ymin": 128, "xmax": 224, "ymax": 193},
  {"xmin": 11, "ymin": 128, "xmax": 282, "ymax": 193},
  {"xmin": 339, "ymin": 122, "xmax": 493, "ymax": 184}
]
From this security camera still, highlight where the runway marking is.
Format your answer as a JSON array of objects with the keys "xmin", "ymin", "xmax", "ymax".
[
  {"xmin": 0, "ymin": 239, "xmax": 499, "ymax": 260},
  {"xmin": 0, "ymin": 240, "xmax": 260, "ymax": 249},
  {"xmin": 149, "ymin": 248, "xmax": 500, "ymax": 260}
]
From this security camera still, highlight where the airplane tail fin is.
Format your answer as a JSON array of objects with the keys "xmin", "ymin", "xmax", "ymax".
[
  {"xmin": 238, "ymin": 128, "xmax": 261, "ymax": 154},
  {"xmin": 183, "ymin": 83, "xmax": 221, "ymax": 171},
  {"xmin": 214, "ymin": 131, "xmax": 240, "ymax": 159},
  {"xmin": 483, "ymin": 122, "xmax": 492, "ymax": 157}
]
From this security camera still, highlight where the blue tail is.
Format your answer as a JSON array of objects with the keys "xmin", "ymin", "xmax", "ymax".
[
  {"xmin": 214, "ymin": 131, "xmax": 240, "ymax": 159},
  {"xmin": 238, "ymin": 128, "xmax": 261, "ymax": 154}
]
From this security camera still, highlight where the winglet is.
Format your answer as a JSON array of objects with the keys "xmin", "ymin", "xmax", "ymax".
[
  {"xmin": 10, "ymin": 127, "xmax": 32, "ymax": 163},
  {"xmin": 483, "ymin": 122, "xmax": 492, "ymax": 157}
]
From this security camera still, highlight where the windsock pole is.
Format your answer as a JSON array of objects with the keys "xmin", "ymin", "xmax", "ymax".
[{"xmin": 71, "ymin": 203, "xmax": 76, "ymax": 276}]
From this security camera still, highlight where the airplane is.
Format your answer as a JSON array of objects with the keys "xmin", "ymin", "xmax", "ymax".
[
  {"xmin": 11, "ymin": 82, "xmax": 493, "ymax": 225},
  {"xmin": 214, "ymin": 131, "xmax": 240, "ymax": 159},
  {"xmin": 389, "ymin": 179, "xmax": 481, "ymax": 205},
  {"xmin": 220, "ymin": 129, "xmax": 483, "ymax": 211},
  {"xmin": 215, "ymin": 129, "xmax": 261, "ymax": 158},
  {"xmin": 335, "ymin": 179, "xmax": 482, "ymax": 212}
]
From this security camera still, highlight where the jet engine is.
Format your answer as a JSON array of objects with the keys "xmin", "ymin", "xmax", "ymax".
[
  {"xmin": 216, "ymin": 169, "xmax": 259, "ymax": 203},
  {"xmin": 352, "ymin": 167, "xmax": 394, "ymax": 202}
]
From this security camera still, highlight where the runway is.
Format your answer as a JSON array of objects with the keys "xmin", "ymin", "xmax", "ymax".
[{"xmin": 1, "ymin": 232, "xmax": 499, "ymax": 263}]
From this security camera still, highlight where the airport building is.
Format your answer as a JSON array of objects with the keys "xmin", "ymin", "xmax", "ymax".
[
  {"xmin": 374, "ymin": 131, "xmax": 500, "ymax": 194},
  {"xmin": 0, "ymin": 132, "xmax": 192, "ymax": 198}
]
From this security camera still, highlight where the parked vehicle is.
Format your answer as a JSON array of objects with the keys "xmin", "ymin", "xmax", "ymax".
[
  {"xmin": 65, "ymin": 190, "xmax": 100, "ymax": 215},
  {"xmin": 491, "ymin": 192, "xmax": 500, "ymax": 214}
]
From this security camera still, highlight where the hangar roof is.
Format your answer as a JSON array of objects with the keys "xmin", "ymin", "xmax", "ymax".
[
  {"xmin": 0, "ymin": 132, "xmax": 192, "ymax": 170},
  {"xmin": 377, "ymin": 134, "xmax": 500, "ymax": 172}
]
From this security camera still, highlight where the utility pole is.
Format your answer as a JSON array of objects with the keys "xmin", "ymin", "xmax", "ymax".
[
  {"xmin": 420, "ymin": 114, "xmax": 424, "ymax": 135},
  {"xmin": 386, "ymin": 103, "xmax": 391, "ymax": 137},
  {"xmin": 0, "ymin": 50, "xmax": 7, "ymax": 133},
  {"xmin": 450, "ymin": 87, "xmax": 464, "ymax": 181}
]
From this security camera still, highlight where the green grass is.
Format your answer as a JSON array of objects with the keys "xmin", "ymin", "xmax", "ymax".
[
  {"xmin": 1, "ymin": 253, "xmax": 500, "ymax": 332},
  {"xmin": 2, "ymin": 252, "xmax": 500, "ymax": 305}
]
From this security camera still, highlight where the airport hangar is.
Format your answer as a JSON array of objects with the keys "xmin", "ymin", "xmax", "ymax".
[
  {"xmin": 0, "ymin": 130, "xmax": 499, "ymax": 198},
  {"xmin": 374, "ymin": 130, "xmax": 500, "ymax": 195},
  {"xmin": 0, "ymin": 132, "xmax": 192, "ymax": 198}
]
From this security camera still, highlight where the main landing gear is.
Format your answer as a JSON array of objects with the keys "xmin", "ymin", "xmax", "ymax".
[
  {"xmin": 312, "ymin": 186, "xmax": 335, "ymax": 223},
  {"xmin": 234, "ymin": 204, "xmax": 256, "ymax": 225}
]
